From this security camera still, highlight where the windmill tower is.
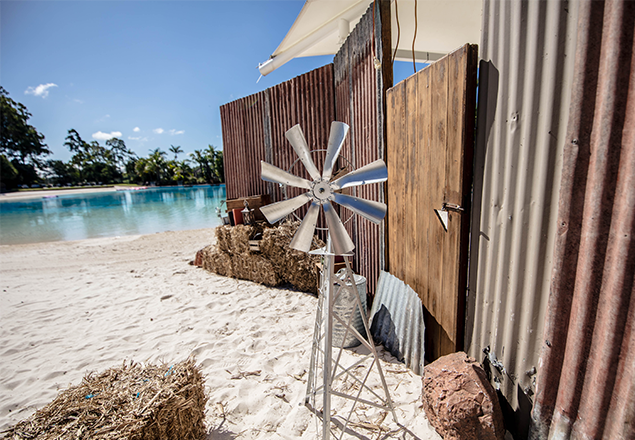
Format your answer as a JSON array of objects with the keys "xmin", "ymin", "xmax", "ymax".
[{"xmin": 260, "ymin": 122, "xmax": 396, "ymax": 439}]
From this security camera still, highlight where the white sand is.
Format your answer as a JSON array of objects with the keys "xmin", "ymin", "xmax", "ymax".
[{"xmin": 0, "ymin": 228, "xmax": 441, "ymax": 439}]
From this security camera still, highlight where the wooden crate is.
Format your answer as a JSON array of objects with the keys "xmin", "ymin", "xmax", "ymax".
[{"xmin": 226, "ymin": 194, "xmax": 271, "ymax": 222}]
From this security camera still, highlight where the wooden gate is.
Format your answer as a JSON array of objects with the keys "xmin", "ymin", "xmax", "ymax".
[{"xmin": 386, "ymin": 44, "xmax": 477, "ymax": 359}]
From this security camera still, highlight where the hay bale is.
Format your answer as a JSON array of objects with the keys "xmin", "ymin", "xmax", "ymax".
[
  {"xmin": 215, "ymin": 225, "xmax": 233, "ymax": 254},
  {"xmin": 231, "ymin": 252, "xmax": 280, "ymax": 286},
  {"xmin": 215, "ymin": 225, "xmax": 264, "ymax": 255},
  {"xmin": 230, "ymin": 225, "xmax": 251, "ymax": 254},
  {"xmin": 2, "ymin": 358, "xmax": 207, "ymax": 440},
  {"xmin": 260, "ymin": 221, "xmax": 323, "ymax": 294},
  {"xmin": 199, "ymin": 245, "xmax": 233, "ymax": 278},
  {"xmin": 198, "ymin": 222, "xmax": 322, "ymax": 293}
]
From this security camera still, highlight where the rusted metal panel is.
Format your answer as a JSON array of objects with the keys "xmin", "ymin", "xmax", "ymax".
[
  {"xmin": 220, "ymin": 66, "xmax": 335, "ymax": 205},
  {"xmin": 465, "ymin": 0, "xmax": 580, "ymax": 425},
  {"xmin": 531, "ymin": 1, "xmax": 635, "ymax": 438},
  {"xmin": 334, "ymin": 3, "xmax": 390, "ymax": 299},
  {"xmin": 268, "ymin": 64, "xmax": 335, "ymax": 204},
  {"xmin": 370, "ymin": 271, "xmax": 425, "ymax": 375},
  {"xmin": 220, "ymin": 3, "xmax": 391, "ymax": 300},
  {"xmin": 220, "ymin": 92, "xmax": 269, "ymax": 200},
  {"xmin": 268, "ymin": 64, "xmax": 336, "ymax": 240}
]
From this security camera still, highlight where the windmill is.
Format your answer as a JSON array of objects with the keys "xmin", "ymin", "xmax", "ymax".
[{"xmin": 260, "ymin": 122, "xmax": 397, "ymax": 439}]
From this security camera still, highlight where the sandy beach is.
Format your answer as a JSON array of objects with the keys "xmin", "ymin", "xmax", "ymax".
[{"xmin": 0, "ymin": 228, "xmax": 440, "ymax": 439}]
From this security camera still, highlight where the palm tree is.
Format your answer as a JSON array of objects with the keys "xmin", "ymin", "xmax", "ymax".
[
  {"xmin": 169, "ymin": 144, "xmax": 183, "ymax": 161},
  {"xmin": 190, "ymin": 150, "xmax": 211, "ymax": 183},
  {"xmin": 205, "ymin": 144, "xmax": 224, "ymax": 183},
  {"xmin": 147, "ymin": 148, "xmax": 167, "ymax": 184}
]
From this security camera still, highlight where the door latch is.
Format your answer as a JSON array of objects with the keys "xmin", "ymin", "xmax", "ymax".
[
  {"xmin": 442, "ymin": 202, "xmax": 464, "ymax": 213},
  {"xmin": 434, "ymin": 202, "xmax": 464, "ymax": 232}
]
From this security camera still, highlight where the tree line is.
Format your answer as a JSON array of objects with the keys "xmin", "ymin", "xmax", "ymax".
[{"xmin": 0, "ymin": 86, "xmax": 224, "ymax": 190}]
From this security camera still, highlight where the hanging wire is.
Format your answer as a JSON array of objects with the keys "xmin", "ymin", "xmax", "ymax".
[
  {"xmin": 412, "ymin": 0, "xmax": 418, "ymax": 73},
  {"xmin": 391, "ymin": 0, "xmax": 400, "ymax": 67}
]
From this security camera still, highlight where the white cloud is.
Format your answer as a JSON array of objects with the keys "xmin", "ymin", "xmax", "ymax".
[
  {"xmin": 153, "ymin": 128, "xmax": 164, "ymax": 134},
  {"xmin": 25, "ymin": 83, "xmax": 58, "ymax": 98},
  {"xmin": 92, "ymin": 131, "xmax": 122, "ymax": 141},
  {"xmin": 133, "ymin": 127, "xmax": 140, "ymax": 132},
  {"xmin": 128, "ymin": 136, "xmax": 148, "ymax": 142},
  {"xmin": 168, "ymin": 129, "xmax": 185, "ymax": 135}
]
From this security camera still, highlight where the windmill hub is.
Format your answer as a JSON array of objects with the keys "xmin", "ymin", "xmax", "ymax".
[{"xmin": 311, "ymin": 180, "xmax": 334, "ymax": 203}]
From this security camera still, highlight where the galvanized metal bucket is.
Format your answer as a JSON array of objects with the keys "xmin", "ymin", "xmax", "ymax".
[{"xmin": 333, "ymin": 269, "xmax": 367, "ymax": 348}]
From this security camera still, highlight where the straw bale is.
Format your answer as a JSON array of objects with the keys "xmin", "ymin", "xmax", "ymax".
[
  {"xmin": 232, "ymin": 252, "xmax": 280, "ymax": 286},
  {"xmin": 215, "ymin": 224, "xmax": 264, "ymax": 255},
  {"xmin": 260, "ymin": 221, "xmax": 323, "ymax": 294},
  {"xmin": 2, "ymin": 358, "xmax": 207, "ymax": 440},
  {"xmin": 198, "ymin": 222, "xmax": 321, "ymax": 293},
  {"xmin": 230, "ymin": 225, "xmax": 250, "ymax": 254},
  {"xmin": 215, "ymin": 226, "xmax": 233, "ymax": 254},
  {"xmin": 200, "ymin": 245, "xmax": 233, "ymax": 278}
]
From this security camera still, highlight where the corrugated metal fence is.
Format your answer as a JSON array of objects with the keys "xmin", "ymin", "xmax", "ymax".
[
  {"xmin": 220, "ymin": 91, "xmax": 270, "ymax": 199},
  {"xmin": 465, "ymin": 0, "xmax": 580, "ymax": 433},
  {"xmin": 531, "ymin": 1, "xmax": 635, "ymax": 438},
  {"xmin": 220, "ymin": 3, "xmax": 391, "ymax": 297},
  {"xmin": 334, "ymin": 1, "xmax": 391, "ymax": 298}
]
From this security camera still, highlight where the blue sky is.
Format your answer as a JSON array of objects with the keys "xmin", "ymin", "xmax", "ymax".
[{"xmin": 2, "ymin": 1, "xmax": 421, "ymax": 163}]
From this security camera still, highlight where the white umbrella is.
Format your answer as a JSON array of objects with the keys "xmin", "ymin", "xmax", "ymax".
[{"xmin": 259, "ymin": 0, "xmax": 482, "ymax": 76}]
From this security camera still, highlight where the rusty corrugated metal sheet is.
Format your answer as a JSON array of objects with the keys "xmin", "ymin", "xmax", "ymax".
[
  {"xmin": 465, "ymin": 0, "xmax": 580, "ymax": 425},
  {"xmin": 531, "ymin": 1, "xmax": 635, "ymax": 438},
  {"xmin": 220, "ymin": 91, "xmax": 269, "ymax": 200},
  {"xmin": 269, "ymin": 64, "xmax": 335, "ymax": 202},
  {"xmin": 369, "ymin": 271, "xmax": 425, "ymax": 375},
  {"xmin": 220, "ymin": 4, "xmax": 390, "ymax": 300},
  {"xmin": 334, "ymin": 3, "xmax": 387, "ymax": 299},
  {"xmin": 268, "ymin": 64, "xmax": 335, "ymax": 240},
  {"xmin": 220, "ymin": 66, "xmax": 335, "ymax": 206}
]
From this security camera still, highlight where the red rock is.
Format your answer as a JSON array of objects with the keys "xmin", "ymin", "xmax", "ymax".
[{"xmin": 422, "ymin": 351, "xmax": 505, "ymax": 440}]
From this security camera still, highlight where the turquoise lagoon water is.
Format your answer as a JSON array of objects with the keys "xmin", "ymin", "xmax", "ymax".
[{"xmin": 0, "ymin": 185, "xmax": 226, "ymax": 245}]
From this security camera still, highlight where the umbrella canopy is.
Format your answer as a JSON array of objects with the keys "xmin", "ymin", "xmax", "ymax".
[{"xmin": 259, "ymin": 0, "xmax": 482, "ymax": 76}]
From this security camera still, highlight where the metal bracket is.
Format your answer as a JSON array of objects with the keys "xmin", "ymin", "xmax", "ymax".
[
  {"xmin": 434, "ymin": 203, "xmax": 464, "ymax": 232},
  {"xmin": 442, "ymin": 202, "xmax": 464, "ymax": 212}
]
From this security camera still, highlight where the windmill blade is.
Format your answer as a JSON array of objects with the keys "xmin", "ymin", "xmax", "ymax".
[
  {"xmin": 323, "ymin": 201, "xmax": 355, "ymax": 255},
  {"xmin": 260, "ymin": 192, "xmax": 311, "ymax": 224},
  {"xmin": 290, "ymin": 202, "xmax": 320, "ymax": 252},
  {"xmin": 332, "ymin": 193, "xmax": 387, "ymax": 224},
  {"xmin": 322, "ymin": 121, "xmax": 349, "ymax": 181},
  {"xmin": 261, "ymin": 161, "xmax": 312, "ymax": 190},
  {"xmin": 330, "ymin": 159, "xmax": 387, "ymax": 190},
  {"xmin": 285, "ymin": 124, "xmax": 321, "ymax": 181}
]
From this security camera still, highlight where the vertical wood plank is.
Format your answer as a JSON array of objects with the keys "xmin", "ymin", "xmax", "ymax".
[
  {"xmin": 417, "ymin": 66, "xmax": 432, "ymax": 311},
  {"xmin": 445, "ymin": 47, "xmax": 468, "ymax": 345},
  {"xmin": 428, "ymin": 57, "xmax": 448, "ymax": 327},
  {"xmin": 405, "ymin": 74, "xmax": 418, "ymax": 285}
]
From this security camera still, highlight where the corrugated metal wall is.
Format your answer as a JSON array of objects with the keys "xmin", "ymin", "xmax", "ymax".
[
  {"xmin": 268, "ymin": 66, "xmax": 336, "ymax": 205},
  {"xmin": 334, "ymin": 2, "xmax": 391, "ymax": 298},
  {"xmin": 220, "ymin": 64, "xmax": 335, "ymax": 237},
  {"xmin": 531, "ymin": 1, "xmax": 635, "ymax": 438},
  {"xmin": 220, "ymin": 91, "xmax": 269, "ymax": 200},
  {"xmin": 220, "ymin": 3, "xmax": 391, "ymax": 298},
  {"xmin": 465, "ymin": 0, "xmax": 580, "ymax": 427}
]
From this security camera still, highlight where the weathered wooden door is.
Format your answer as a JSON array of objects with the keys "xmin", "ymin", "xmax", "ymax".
[{"xmin": 386, "ymin": 44, "xmax": 478, "ymax": 360}]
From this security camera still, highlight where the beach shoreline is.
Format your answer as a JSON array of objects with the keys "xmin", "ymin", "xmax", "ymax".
[
  {"xmin": 0, "ymin": 187, "xmax": 119, "ymax": 201},
  {"xmin": 0, "ymin": 228, "xmax": 440, "ymax": 439}
]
